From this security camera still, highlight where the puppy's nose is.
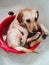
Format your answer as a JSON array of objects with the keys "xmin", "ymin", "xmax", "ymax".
[
  {"xmin": 32, "ymin": 29, "xmax": 38, "ymax": 36},
  {"xmin": 35, "ymin": 17, "xmax": 38, "ymax": 21},
  {"xmin": 32, "ymin": 29, "xmax": 38, "ymax": 33},
  {"xmin": 36, "ymin": 11, "xmax": 39, "ymax": 14}
]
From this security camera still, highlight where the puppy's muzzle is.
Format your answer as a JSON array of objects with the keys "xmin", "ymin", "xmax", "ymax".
[
  {"xmin": 29, "ymin": 26, "xmax": 41, "ymax": 37},
  {"xmin": 28, "ymin": 28, "xmax": 40, "ymax": 38}
]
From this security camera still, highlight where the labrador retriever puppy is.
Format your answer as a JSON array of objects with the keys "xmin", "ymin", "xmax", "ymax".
[{"xmin": 7, "ymin": 8, "xmax": 49, "ymax": 53}]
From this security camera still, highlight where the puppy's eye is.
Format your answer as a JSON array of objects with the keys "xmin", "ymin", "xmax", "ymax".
[{"xmin": 26, "ymin": 19, "xmax": 31, "ymax": 23}]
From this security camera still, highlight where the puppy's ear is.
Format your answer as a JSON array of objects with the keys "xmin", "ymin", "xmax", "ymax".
[{"xmin": 17, "ymin": 11, "xmax": 23, "ymax": 23}]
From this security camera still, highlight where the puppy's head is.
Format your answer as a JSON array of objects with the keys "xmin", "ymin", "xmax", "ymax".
[{"xmin": 17, "ymin": 8, "xmax": 39, "ymax": 33}]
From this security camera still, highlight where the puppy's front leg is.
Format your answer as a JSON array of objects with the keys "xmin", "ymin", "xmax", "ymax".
[
  {"xmin": 29, "ymin": 35, "xmax": 44, "ymax": 47},
  {"xmin": 26, "ymin": 33, "xmax": 48, "ymax": 48},
  {"xmin": 26, "ymin": 32, "xmax": 40, "ymax": 43},
  {"xmin": 24, "ymin": 32, "xmax": 41, "ymax": 48}
]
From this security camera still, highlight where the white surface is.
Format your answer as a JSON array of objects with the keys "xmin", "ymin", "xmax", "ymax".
[{"xmin": 0, "ymin": 0, "xmax": 49, "ymax": 65}]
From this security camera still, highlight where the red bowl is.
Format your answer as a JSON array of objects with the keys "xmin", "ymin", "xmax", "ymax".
[{"xmin": 0, "ymin": 15, "xmax": 41, "ymax": 54}]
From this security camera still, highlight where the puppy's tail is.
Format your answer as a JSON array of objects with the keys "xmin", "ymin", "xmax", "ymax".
[{"xmin": 14, "ymin": 46, "xmax": 39, "ymax": 54}]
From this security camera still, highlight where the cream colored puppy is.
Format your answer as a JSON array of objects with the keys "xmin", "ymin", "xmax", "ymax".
[
  {"xmin": 7, "ymin": 8, "xmax": 49, "ymax": 53},
  {"xmin": 7, "ymin": 8, "xmax": 40, "ymax": 53}
]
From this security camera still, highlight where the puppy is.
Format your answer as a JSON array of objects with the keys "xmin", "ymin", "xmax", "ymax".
[
  {"xmin": 7, "ymin": 8, "xmax": 49, "ymax": 53},
  {"xmin": 7, "ymin": 8, "xmax": 40, "ymax": 53}
]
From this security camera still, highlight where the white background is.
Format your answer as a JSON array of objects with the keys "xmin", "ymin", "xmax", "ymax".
[{"xmin": 0, "ymin": 0, "xmax": 49, "ymax": 65}]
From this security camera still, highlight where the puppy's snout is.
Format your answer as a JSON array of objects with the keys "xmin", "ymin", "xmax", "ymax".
[
  {"xmin": 36, "ymin": 11, "xmax": 39, "ymax": 14},
  {"xmin": 32, "ymin": 29, "xmax": 38, "ymax": 34},
  {"xmin": 35, "ymin": 18, "xmax": 38, "ymax": 21}
]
